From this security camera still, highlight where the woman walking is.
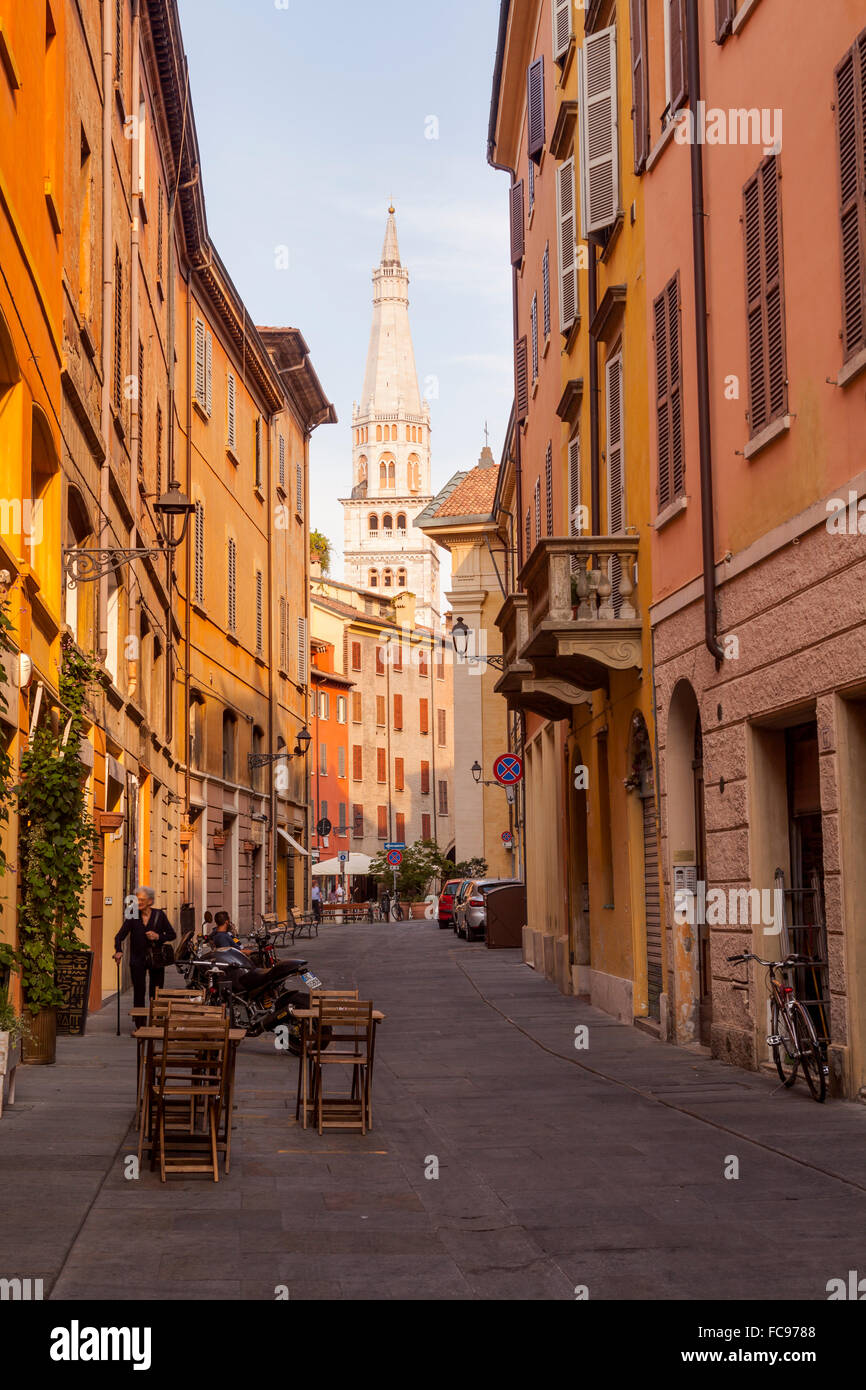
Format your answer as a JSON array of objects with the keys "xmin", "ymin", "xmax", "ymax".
[{"xmin": 114, "ymin": 886, "xmax": 177, "ymax": 1010}]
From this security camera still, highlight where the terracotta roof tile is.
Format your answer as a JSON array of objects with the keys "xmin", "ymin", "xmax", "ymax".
[{"xmin": 433, "ymin": 465, "xmax": 499, "ymax": 519}]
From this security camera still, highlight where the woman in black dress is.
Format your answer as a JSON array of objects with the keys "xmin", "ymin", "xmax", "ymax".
[{"xmin": 114, "ymin": 886, "xmax": 177, "ymax": 1009}]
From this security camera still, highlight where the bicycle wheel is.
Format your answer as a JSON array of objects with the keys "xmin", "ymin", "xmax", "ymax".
[
  {"xmin": 772, "ymin": 1002, "xmax": 798, "ymax": 1087},
  {"xmin": 791, "ymin": 1002, "xmax": 827, "ymax": 1103}
]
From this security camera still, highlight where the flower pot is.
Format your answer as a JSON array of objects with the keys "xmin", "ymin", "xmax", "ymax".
[
  {"xmin": 20, "ymin": 1008, "xmax": 56, "ymax": 1065},
  {"xmin": 213, "ymin": 834, "xmax": 227, "ymax": 849},
  {"xmin": 410, "ymin": 903, "xmax": 429, "ymax": 920}
]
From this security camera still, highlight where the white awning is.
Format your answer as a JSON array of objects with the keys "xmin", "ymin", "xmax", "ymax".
[
  {"xmin": 278, "ymin": 827, "xmax": 309, "ymax": 856},
  {"xmin": 312, "ymin": 852, "xmax": 372, "ymax": 877}
]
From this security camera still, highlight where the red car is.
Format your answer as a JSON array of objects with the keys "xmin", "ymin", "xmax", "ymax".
[{"xmin": 437, "ymin": 878, "xmax": 464, "ymax": 930}]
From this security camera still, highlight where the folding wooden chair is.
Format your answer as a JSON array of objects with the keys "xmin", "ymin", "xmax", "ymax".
[
  {"xmin": 310, "ymin": 1000, "xmax": 374, "ymax": 1135},
  {"xmin": 147, "ymin": 1018, "xmax": 230, "ymax": 1182},
  {"xmin": 296, "ymin": 990, "xmax": 359, "ymax": 1125},
  {"xmin": 154, "ymin": 988, "xmax": 205, "ymax": 1004}
]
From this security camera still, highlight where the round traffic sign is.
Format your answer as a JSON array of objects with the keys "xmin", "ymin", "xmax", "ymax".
[
  {"xmin": 501, "ymin": 831, "xmax": 513, "ymax": 844},
  {"xmin": 493, "ymin": 753, "xmax": 524, "ymax": 786},
  {"xmin": 316, "ymin": 817, "xmax": 332, "ymax": 837},
  {"xmin": 386, "ymin": 849, "xmax": 403, "ymax": 867}
]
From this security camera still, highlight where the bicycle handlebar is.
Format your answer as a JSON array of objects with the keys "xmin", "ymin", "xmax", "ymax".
[{"xmin": 726, "ymin": 951, "xmax": 824, "ymax": 969}]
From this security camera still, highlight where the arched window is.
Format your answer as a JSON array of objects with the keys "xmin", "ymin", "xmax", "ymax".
[
  {"xmin": 397, "ymin": 568, "xmax": 407, "ymax": 588},
  {"xmin": 396, "ymin": 513, "xmax": 407, "ymax": 533},
  {"xmin": 252, "ymin": 724, "xmax": 265, "ymax": 791},
  {"xmin": 405, "ymin": 425, "xmax": 411, "ymax": 441},
  {"xmin": 65, "ymin": 486, "xmax": 95, "ymax": 647},
  {"xmin": 407, "ymin": 455, "xmax": 420, "ymax": 491},
  {"xmin": 369, "ymin": 570, "xmax": 378, "ymax": 588},
  {"xmin": 189, "ymin": 691, "xmax": 206, "ymax": 770},
  {"xmin": 391, "ymin": 424, "xmax": 397, "ymax": 441},
  {"xmin": 222, "ymin": 710, "xmax": 237, "ymax": 782},
  {"xmin": 383, "ymin": 514, "xmax": 393, "ymax": 535},
  {"xmin": 388, "ymin": 461, "xmax": 395, "ymax": 489},
  {"xmin": 383, "ymin": 568, "xmax": 393, "ymax": 588},
  {"xmin": 368, "ymin": 513, "xmax": 379, "ymax": 534},
  {"xmin": 358, "ymin": 455, "xmax": 367, "ymax": 483},
  {"xmin": 30, "ymin": 405, "xmax": 60, "ymax": 595},
  {"xmin": 376, "ymin": 424, "xmax": 382, "ymax": 442},
  {"xmin": 379, "ymin": 460, "xmax": 387, "ymax": 488}
]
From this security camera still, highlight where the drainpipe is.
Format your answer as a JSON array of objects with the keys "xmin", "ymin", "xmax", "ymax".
[
  {"xmin": 99, "ymin": 1, "xmax": 114, "ymax": 658},
  {"xmin": 686, "ymin": 0, "xmax": 724, "ymax": 665},
  {"xmin": 129, "ymin": 0, "xmax": 141, "ymax": 531},
  {"xmin": 266, "ymin": 416, "xmax": 276, "ymax": 915},
  {"xmin": 587, "ymin": 244, "xmax": 601, "ymax": 537}
]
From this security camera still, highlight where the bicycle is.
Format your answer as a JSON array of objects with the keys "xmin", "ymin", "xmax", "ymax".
[
  {"xmin": 391, "ymin": 899, "xmax": 405, "ymax": 922},
  {"xmin": 727, "ymin": 951, "xmax": 828, "ymax": 1103}
]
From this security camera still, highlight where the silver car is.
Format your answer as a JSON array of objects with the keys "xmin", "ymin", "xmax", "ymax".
[{"xmin": 455, "ymin": 879, "xmax": 522, "ymax": 941}]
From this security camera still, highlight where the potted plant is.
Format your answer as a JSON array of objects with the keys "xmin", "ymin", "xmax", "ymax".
[
  {"xmin": 213, "ymin": 830, "xmax": 227, "ymax": 849},
  {"xmin": 0, "ymin": 988, "xmax": 28, "ymax": 1114}
]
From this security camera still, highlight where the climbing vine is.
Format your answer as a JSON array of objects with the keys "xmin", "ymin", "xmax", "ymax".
[
  {"xmin": 0, "ymin": 599, "xmax": 14, "ymax": 891},
  {"xmin": 9, "ymin": 635, "xmax": 99, "ymax": 1014}
]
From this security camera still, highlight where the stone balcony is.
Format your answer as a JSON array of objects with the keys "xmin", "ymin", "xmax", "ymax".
[{"xmin": 495, "ymin": 537, "xmax": 643, "ymax": 708}]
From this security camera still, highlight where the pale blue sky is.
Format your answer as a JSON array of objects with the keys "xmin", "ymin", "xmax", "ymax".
[{"xmin": 178, "ymin": 0, "xmax": 513, "ymax": 589}]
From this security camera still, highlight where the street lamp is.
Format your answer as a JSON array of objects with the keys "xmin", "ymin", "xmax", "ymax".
[
  {"xmin": 63, "ymin": 481, "xmax": 195, "ymax": 587},
  {"xmin": 249, "ymin": 727, "xmax": 312, "ymax": 771},
  {"xmin": 451, "ymin": 616, "xmax": 505, "ymax": 670},
  {"xmin": 293, "ymin": 727, "xmax": 312, "ymax": 758},
  {"xmin": 471, "ymin": 761, "xmax": 483, "ymax": 784}
]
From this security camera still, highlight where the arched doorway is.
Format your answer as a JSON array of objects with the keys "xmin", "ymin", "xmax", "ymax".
[
  {"xmin": 629, "ymin": 712, "xmax": 662, "ymax": 1021},
  {"xmin": 665, "ymin": 680, "xmax": 709, "ymax": 1044}
]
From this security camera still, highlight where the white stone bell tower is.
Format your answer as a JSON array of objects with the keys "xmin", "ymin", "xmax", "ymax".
[{"xmin": 341, "ymin": 208, "xmax": 441, "ymax": 629}]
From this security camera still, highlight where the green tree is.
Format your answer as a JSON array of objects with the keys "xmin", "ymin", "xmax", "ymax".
[
  {"xmin": 310, "ymin": 530, "xmax": 331, "ymax": 575},
  {"xmin": 369, "ymin": 838, "xmax": 450, "ymax": 901},
  {"xmin": 454, "ymin": 855, "xmax": 488, "ymax": 880}
]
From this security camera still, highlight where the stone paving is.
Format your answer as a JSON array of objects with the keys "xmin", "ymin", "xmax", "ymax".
[{"xmin": 1, "ymin": 921, "xmax": 864, "ymax": 1301}]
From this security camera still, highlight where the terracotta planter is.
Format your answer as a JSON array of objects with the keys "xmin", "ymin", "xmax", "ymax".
[
  {"xmin": 409, "ymin": 903, "xmax": 429, "ymax": 920},
  {"xmin": 213, "ymin": 834, "xmax": 227, "ymax": 849},
  {"xmin": 20, "ymin": 1008, "xmax": 56, "ymax": 1065}
]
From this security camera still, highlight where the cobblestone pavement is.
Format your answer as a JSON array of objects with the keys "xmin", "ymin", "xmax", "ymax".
[{"xmin": 2, "ymin": 921, "xmax": 864, "ymax": 1300}]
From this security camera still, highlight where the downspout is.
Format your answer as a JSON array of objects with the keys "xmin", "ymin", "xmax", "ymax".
[
  {"xmin": 686, "ymin": 0, "xmax": 724, "ymax": 664},
  {"xmin": 99, "ymin": 1, "xmax": 114, "ymax": 658},
  {"xmin": 587, "ymin": 245, "xmax": 601, "ymax": 536},
  {"xmin": 266, "ymin": 416, "xmax": 276, "ymax": 914},
  {"xmin": 129, "ymin": 0, "xmax": 141, "ymax": 531}
]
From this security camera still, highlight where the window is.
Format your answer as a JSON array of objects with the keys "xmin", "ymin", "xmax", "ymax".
[
  {"xmin": 377, "ymin": 747, "xmax": 387, "ymax": 783},
  {"xmin": 516, "ymin": 336, "xmax": 529, "ymax": 422},
  {"xmin": 436, "ymin": 642, "xmax": 445, "ymax": 680},
  {"xmin": 227, "ymin": 372, "xmax": 236, "ymax": 452},
  {"xmin": 368, "ymin": 514, "xmax": 379, "ymax": 534},
  {"xmin": 419, "ymin": 648, "xmax": 429, "ymax": 677},
  {"xmin": 377, "ymin": 806, "xmax": 388, "ymax": 840},
  {"xmin": 510, "ymin": 179, "xmax": 525, "ymax": 266},
  {"xmin": 569, "ymin": 432, "xmax": 582, "ymax": 541},
  {"xmin": 525, "ymin": 507, "xmax": 531, "ymax": 559},
  {"xmin": 395, "ymin": 812, "xmax": 406, "ymax": 842},
  {"xmin": 715, "ymin": 0, "xmax": 736, "ymax": 42},
  {"xmin": 255, "ymin": 570, "xmax": 263, "ymax": 655},
  {"xmin": 194, "ymin": 317, "xmax": 213, "ymax": 417},
  {"xmin": 278, "ymin": 434, "xmax": 286, "ymax": 489},
  {"xmin": 383, "ymin": 513, "xmax": 393, "ymax": 534},
  {"xmin": 189, "ymin": 692, "xmax": 205, "ymax": 769},
  {"xmin": 743, "ymin": 155, "xmax": 787, "ymax": 435},
  {"xmin": 388, "ymin": 460, "xmax": 395, "ymax": 488},
  {"xmin": 227, "ymin": 538, "xmax": 237, "ymax": 634},
  {"xmin": 396, "ymin": 513, "xmax": 407, "ymax": 532},
  {"xmin": 528, "ymin": 56, "xmax": 545, "ymax": 163},
  {"xmin": 437, "ymin": 709, "xmax": 447, "ymax": 747},
  {"xmin": 654, "ymin": 273, "xmax": 684, "ymax": 508},
  {"xmin": 255, "ymin": 417, "xmax": 263, "ymax": 488},
  {"xmin": 379, "ymin": 460, "xmax": 387, "ymax": 487},
  {"xmin": 534, "ymin": 477, "xmax": 541, "ymax": 545},
  {"xmin": 397, "ymin": 568, "xmax": 407, "ymax": 588},
  {"xmin": 319, "ymin": 691, "xmax": 330, "ymax": 720},
  {"xmin": 320, "ymin": 800, "xmax": 328, "ymax": 824},
  {"xmin": 531, "ymin": 293, "xmax": 539, "ymax": 382},
  {"xmin": 156, "ymin": 403, "xmax": 163, "ymax": 498},
  {"xmin": 369, "ymin": 570, "xmax": 379, "ymax": 588},
  {"xmin": 295, "ymin": 462, "xmax": 303, "ymax": 516},
  {"xmin": 545, "ymin": 444, "xmax": 553, "ymax": 536},
  {"xmin": 338, "ymin": 746, "xmax": 346, "ymax": 779},
  {"xmin": 376, "ymin": 647, "xmax": 385, "ymax": 676},
  {"xmin": 629, "ymin": 0, "xmax": 650, "ymax": 173},
  {"xmin": 393, "ymin": 642, "xmax": 403, "ymax": 672},
  {"xmin": 419, "ymin": 698, "xmax": 429, "ymax": 734},
  {"xmin": 421, "ymin": 761, "xmax": 430, "ymax": 795},
  {"xmin": 351, "ymin": 641, "xmax": 362, "ymax": 671},
  {"xmin": 664, "ymin": 0, "xmax": 688, "ymax": 120},
  {"xmin": 376, "ymin": 424, "xmax": 383, "ymax": 442},
  {"xmin": 113, "ymin": 251, "xmax": 123, "ymax": 410},
  {"xmin": 352, "ymin": 691, "xmax": 362, "ymax": 723},
  {"xmin": 553, "ymin": 0, "xmax": 573, "ymax": 63},
  {"xmin": 555, "ymin": 161, "xmax": 578, "ymax": 339},
  {"xmin": 394, "ymin": 757, "xmax": 404, "ymax": 791},
  {"xmin": 319, "ymin": 743, "xmax": 328, "ymax": 777},
  {"xmin": 194, "ymin": 501, "xmax": 204, "ymax": 603},
  {"xmin": 528, "ymin": 158, "xmax": 535, "ymax": 216},
  {"xmin": 337, "ymin": 695, "xmax": 347, "ymax": 724},
  {"xmin": 438, "ymin": 781, "xmax": 449, "ymax": 815},
  {"xmin": 352, "ymin": 745, "xmax": 362, "ymax": 780},
  {"xmin": 606, "ymin": 352, "xmax": 625, "ymax": 614},
  {"xmin": 383, "ymin": 569, "xmax": 393, "ymax": 589},
  {"xmin": 297, "ymin": 616, "xmax": 308, "ymax": 685},
  {"xmin": 577, "ymin": 26, "xmax": 619, "ymax": 237},
  {"xmin": 376, "ymin": 695, "xmax": 386, "ymax": 726},
  {"xmin": 353, "ymin": 804, "xmax": 364, "ymax": 839},
  {"xmin": 393, "ymin": 694, "xmax": 403, "ymax": 729},
  {"xmin": 542, "ymin": 244, "xmax": 551, "ymax": 339},
  {"xmin": 421, "ymin": 813, "xmax": 431, "ymax": 840},
  {"xmin": 157, "ymin": 182, "xmax": 164, "ymax": 282},
  {"xmin": 137, "ymin": 340, "xmax": 144, "ymax": 474},
  {"xmin": 222, "ymin": 711, "xmax": 237, "ymax": 783},
  {"xmin": 114, "ymin": 0, "xmax": 123, "ymax": 81}
]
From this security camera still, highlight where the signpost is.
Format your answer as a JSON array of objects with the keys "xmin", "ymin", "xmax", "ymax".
[{"xmin": 386, "ymin": 848, "xmax": 403, "ymax": 916}]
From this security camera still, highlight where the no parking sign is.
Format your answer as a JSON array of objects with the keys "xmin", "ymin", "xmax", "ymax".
[{"xmin": 493, "ymin": 753, "xmax": 523, "ymax": 787}]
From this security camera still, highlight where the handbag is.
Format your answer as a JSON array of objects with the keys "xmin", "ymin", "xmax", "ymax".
[{"xmin": 143, "ymin": 911, "xmax": 174, "ymax": 969}]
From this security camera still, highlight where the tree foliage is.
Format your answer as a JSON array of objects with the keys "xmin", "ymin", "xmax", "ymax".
[
  {"xmin": 368, "ymin": 838, "xmax": 450, "ymax": 900},
  {"xmin": 310, "ymin": 530, "xmax": 332, "ymax": 575}
]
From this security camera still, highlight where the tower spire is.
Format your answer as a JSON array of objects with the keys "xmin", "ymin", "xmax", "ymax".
[{"xmin": 360, "ymin": 207, "xmax": 421, "ymax": 416}]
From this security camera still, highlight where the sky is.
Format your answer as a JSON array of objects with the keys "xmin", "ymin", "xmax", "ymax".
[{"xmin": 177, "ymin": 0, "xmax": 514, "ymax": 594}]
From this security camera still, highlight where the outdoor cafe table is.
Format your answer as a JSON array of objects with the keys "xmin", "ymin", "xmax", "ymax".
[
  {"xmin": 294, "ymin": 1008, "xmax": 385, "ymax": 1130},
  {"xmin": 132, "ymin": 1022, "xmax": 246, "ymax": 1173}
]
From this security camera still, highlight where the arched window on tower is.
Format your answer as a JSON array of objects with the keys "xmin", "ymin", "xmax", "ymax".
[
  {"xmin": 397, "ymin": 513, "xmax": 407, "ymax": 535},
  {"xmin": 388, "ymin": 461, "xmax": 395, "ymax": 489},
  {"xmin": 408, "ymin": 455, "xmax": 420, "ymax": 491},
  {"xmin": 358, "ymin": 456, "xmax": 367, "ymax": 484},
  {"xmin": 368, "ymin": 513, "xmax": 379, "ymax": 535},
  {"xmin": 379, "ymin": 460, "xmax": 387, "ymax": 489},
  {"xmin": 405, "ymin": 425, "xmax": 411, "ymax": 442},
  {"xmin": 369, "ymin": 570, "xmax": 378, "ymax": 588},
  {"xmin": 383, "ymin": 568, "xmax": 393, "ymax": 589},
  {"xmin": 391, "ymin": 424, "xmax": 397, "ymax": 441},
  {"xmin": 383, "ymin": 514, "xmax": 393, "ymax": 536},
  {"xmin": 376, "ymin": 424, "xmax": 382, "ymax": 442},
  {"xmin": 397, "ymin": 568, "xmax": 407, "ymax": 588}
]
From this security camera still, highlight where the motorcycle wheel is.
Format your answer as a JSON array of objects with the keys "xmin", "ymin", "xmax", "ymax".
[{"xmin": 229, "ymin": 995, "xmax": 263, "ymax": 1037}]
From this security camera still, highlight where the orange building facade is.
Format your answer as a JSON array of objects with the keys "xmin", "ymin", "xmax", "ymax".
[{"xmin": 310, "ymin": 640, "xmax": 353, "ymax": 874}]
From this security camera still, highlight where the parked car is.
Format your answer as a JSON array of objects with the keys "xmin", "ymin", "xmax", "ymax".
[
  {"xmin": 450, "ymin": 879, "xmax": 474, "ymax": 932},
  {"xmin": 455, "ymin": 879, "xmax": 523, "ymax": 941},
  {"xmin": 437, "ymin": 878, "xmax": 464, "ymax": 930}
]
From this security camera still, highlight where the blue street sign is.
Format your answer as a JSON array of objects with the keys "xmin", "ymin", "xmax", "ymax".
[{"xmin": 384, "ymin": 842, "xmax": 406, "ymax": 851}]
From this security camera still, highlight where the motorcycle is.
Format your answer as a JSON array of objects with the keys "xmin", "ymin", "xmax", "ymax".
[{"xmin": 180, "ymin": 938, "xmax": 325, "ymax": 1055}]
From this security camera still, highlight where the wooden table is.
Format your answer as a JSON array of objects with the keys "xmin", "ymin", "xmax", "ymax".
[
  {"xmin": 134, "ymin": 1025, "xmax": 246, "ymax": 1173},
  {"xmin": 294, "ymin": 1009, "xmax": 384, "ymax": 1131}
]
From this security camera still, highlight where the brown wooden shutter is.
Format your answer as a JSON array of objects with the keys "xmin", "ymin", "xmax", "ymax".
[
  {"xmin": 375, "ymin": 646, "xmax": 385, "ymax": 675},
  {"xmin": 353, "ymin": 804, "xmax": 364, "ymax": 839},
  {"xmin": 396, "ymin": 812, "xmax": 405, "ymax": 842},
  {"xmin": 422, "ymin": 813, "xmax": 431, "ymax": 840},
  {"xmin": 421, "ymin": 761, "xmax": 430, "ymax": 795},
  {"xmin": 669, "ymin": 0, "xmax": 688, "ymax": 114},
  {"xmin": 836, "ymin": 34, "xmax": 866, "ymax": 361},
  {"xmin": 377, "ymin": 806, "xmax": 387, "ymax": 839},
  {"xmin": 743, "ymin": 155, "xmax": 787, "ymax": 436},
  {"xmin": 377, "ymin": 747, "xmax": 386, "ymax": 782},
  {"xmin": 668, "ymin": 277, "xmax": 684, "ymax": 497},
  {"xmin": 629, "ymin": 0, "xmax": 649, "ymax": 173},
  {"xmin": 376, "ymin": 694, "xmax": 385, "ymax": 725},
  {"xmin": 654, "ymin": 287, "xmax": 671, "ymax": 509},
  {"xmin": 715, "ymin": 0, "xmax": 735, "ymax": 42},
  {"xmin": 419, "ymin": 698, "xmax": 429, "ymax": 734},
  {"xmin": 528, "ymin": 57, "xmax": 545, "ymax": 164},
  {"xmin": 393, "ymin": 693, "xmax": 403, "ymax": 729},
  {"xmin": 395, "ymin": 758, "xmax": 404, "ymax": 791},
  {"xmin": 352, "ymin": 691, "xmax": 362, "ymax": 722},
  {"xmin": 438, "ymin": 708, "xmax": 446, "ymax": 746},
  {"xmin": 510, "ymin": 180, "xmax": 525, "ymax": 266},
  {"xmin": 351, "ymin": 641, "xmax": 361, "ymax": 670},
  {"xmin": 352, "ymin": 745, "xmax": 362, "ymax": 780},
  {"xmin": 515, "ymin": 336, "xmax": 529, "ymax": 422},
  {"xmin": 654, "ymin": 273, "xmax": 684, "ymax": 509}
]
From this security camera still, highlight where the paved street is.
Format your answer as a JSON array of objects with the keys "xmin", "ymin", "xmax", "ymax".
[{"xmin": 2, "ymin": 922, "xmax": 864, "ymax": 1301}]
